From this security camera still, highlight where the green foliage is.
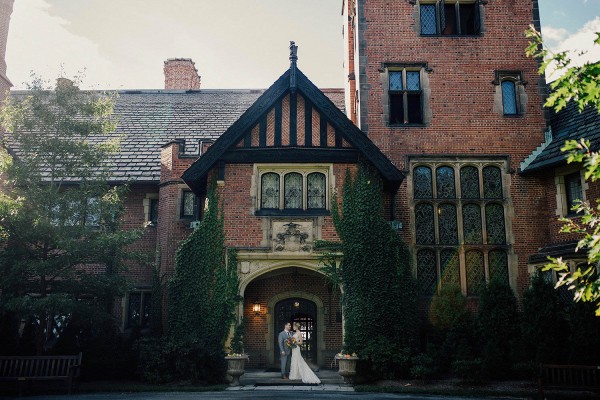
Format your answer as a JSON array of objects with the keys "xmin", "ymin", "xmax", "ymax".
[
  {"xmin": 476, "ymin": 279, "xmax": 520, "ymax": 380},
  {"xmin": 527, "ymin": 27, "xmax": 600, "ymax": 315},
  {"xmin": 167, "ymin": 183, "xmax": 238, "ymax": 383},
  {"xmin": 135, "ymin": 337, "xmax": 176, "ymax": 383},
  {"xmin": 451, "ymin": 359, "xmax": 483, "ymax": 384},
  {"xmin": 410, "ymin": 353, "xmax": 436, "ymax": 381},
  {"xmin": 565, "ymin": 301, "xmax": 600, "ymax": 364},
  {"xmin": 331, "ymin": 164, "xmax": 418, "ymax": 379},
  {"xmin": 526, "ymin": 27, "xmax": 600, "ymax": 113},
  {"xmin": 229, "ymin": 318, "xmax": 245, "ymax": 355},
  {"xmin": 520, "ymin": 273, "xmax": 568, "ymax": 363},
  {"xmin": 148, "ymin": 250, "xmax": 165, "ymax": 337},
  {"xmin": 0, "ymin": 75, "xmax": 143, "ymax": 354}
]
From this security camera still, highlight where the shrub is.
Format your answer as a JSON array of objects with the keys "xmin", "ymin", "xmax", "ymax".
[
  {"xmin": 476, "ymin": 278, "xmax": 520, "ymax": 380},
  {"xmin": 410, "ymin": 353, "xmax": 436, "ymax": 381},
  {"xmin": 136, "ymin": 337, "xmax": 176, "ymax": 383},
  {"xmin": 452, "ymin": 359, "xmax": 483, "ymax": 383}
]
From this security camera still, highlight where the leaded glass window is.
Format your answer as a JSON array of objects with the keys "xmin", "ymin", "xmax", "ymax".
[
  {"xmin": 420, "ymin": 4, "xmax": 437, "ymax": 35},
  {"xmin": 284, "ymin": 173, "xmax": 303, "ymax": 209},
  {"xmin": 462, "ymin": 203, "xmax": 482, "ymax": 244},
  {"xmin": 460, "ymin": 166, "xmax": 479, "ymax": 199},
  {"xmin": 181, "ymin": 190, "xmax": 197, "ymax": 219},
  {"xmin": 127, "ymin": 292, "xmax": 151, "ymax": 329},
  {"xmin": 485, "ymin": 203, "xmax": 506, "ymax": 244},
  {"xmin": 436, "ymin": 166, "xmax": 456, "ymax": 198},
  {"xmin": 565, "ymin": 172, "xmax": 582, "ymax": 216},
  {"xmin": 438, "ymin": 203, "xmax": 458, "ymax": 244},
  {"xmin": 501, "ymin": 80, "xmax": 517, "ymax": 115},
  {"xmin": 307, "ymin": 173, "xmax": 326, "ymax": 209},
  {"xmin": 414, "ymin": 166, "xmax": 433, "ymax": 198},
  {"xmin": 261, "ymin": 173, "xmax": 280, "ymax": 209},
  {"xmin": 388, "ymin": 68, "xmax": 423, "ymax": 125},
  {"xmin": 412, "ymin": 161, "xmax": 510, "ymax": 296},
  {"xmin": 417, "ymin": 249, "xmax": 437, "ymax": 296},
  {"xmin": 489, "ymin": 250, "xmax": 508, "ymax": 284},
  {"xmin": 415, "ymin": 203, "xmax": 435, "ymax": 245},
  {"xmin": 419, "ymin": 1, "xmax": 482, "ymax": 36},
  {"xmin": 466, "ymin": 250, "xmax": 485, "ymax": 296},
  {"xmin": 483, "ymin": 166, "xmax": 502, "ymax": 198},
  {"xmin": 440, "ymin": 249, "xmax": 460, "ymax": 287}
]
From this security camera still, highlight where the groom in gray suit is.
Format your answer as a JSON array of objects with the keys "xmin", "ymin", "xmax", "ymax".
[{"xmin": 278, "ymin": 322, "xmax": 292, "ymax": 379}]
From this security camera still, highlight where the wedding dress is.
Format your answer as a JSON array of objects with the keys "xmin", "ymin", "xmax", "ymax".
[{"xmin": 289, "ymin": 332, "xmax": 321, "ymax": 384}]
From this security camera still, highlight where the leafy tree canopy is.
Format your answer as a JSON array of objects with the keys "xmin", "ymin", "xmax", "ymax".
[{"xmin": 0, "ymin": 75, "xmax": 143, "ymax": 353}]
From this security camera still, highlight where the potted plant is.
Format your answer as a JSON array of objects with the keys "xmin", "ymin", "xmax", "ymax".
[
  {"xmin": 225, "ymin": 320, "xmax": 248, "ymax": 386},
  {"xmin": 335, "ymin": 351, "xmax": 359, "ymax": 384}
]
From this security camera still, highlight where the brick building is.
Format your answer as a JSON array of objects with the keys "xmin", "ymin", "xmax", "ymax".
[{"xmin": 2, "ymin": 0, "xmax": 599, "ymax": 370}]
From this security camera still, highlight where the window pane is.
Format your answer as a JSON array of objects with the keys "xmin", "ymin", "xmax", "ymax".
[
  {"xmin": 389, "ymin": 71, "xmax": 403, "ymax": 91},
  {"xmin": 415, "ymin": 203, "xmax": 435, "ymax": 245},
  {"xmin": 307, "ymin": 173, "xmax": 326, "ymax": 209},
  {"xmin": 440, "ymin": 248, "xmax": 460, "ymax": 287},
  {"xmin": 466, "ymin": 250, "xmax": 485, "ymax": 296},
  {"xmin": 460, "ymin": 166, "xmax": 480, "ymax": 198},
  {"xmin": 485, "ymin": 203, "xmax": 506, "ymax": 244},
  {"xmin": 565, "ymin": 172, "xmax": 582, "ymax": 214},
  {"xmin": 389, "ymin": 93, "xmax": 404, "ymax": 124},
  {"xmin": 436, "ymin": 166, "xmax": 456, "ymax": 198},
  {"xmin": 261, "ymin": 173, "xmax": 280, "ymax": 209},
  {"xmin": 417, "ymin": 249, "xmax": 437, "ymax": 296},
  {"xmin": 85, "ymin": 197, "xmax": 100, "ymax": 226},
  {"xmin": 413, "ymin": 166, "xmax": 433, "ymax": 198},
  {"xmin": 420, "ymin": 4, "xmax": 437, "ymax": 35},
  {"xmin": 284, "ymin": 173, "xmax": 303, "ymax": 209},
  {"xmin": 407, "ymin": 93, "xmax": 423, "ymax": 123},
  {"xmin": 150, "ymin": 198, "xmax": 159, "ymax": 224},
  {"xmin": 489, "ymin": 250, "xmax": 509, "ymax": 285},
  {"xmin": 438, "ymin": 203, "xmax": 458, "ymax": 244},
  {"xmin": 483, "ymin": 166, "xmax": 502, "ymax": 198},
  {"xmin": 501, "ymin": 81, "xmax": 518, "ymax": 115},
  {"xmin": 459, "ymin": 3, "xmax": 477, "ymax": 35},
  {"xmin": 127, "ymin": 293, "xmax": 141, "ymax": 328},
  {"xmin": 406, "ymin": 72, "xmax": 420, "ymax": 91},
  {"xmin": 442, "ymin": 4, "xmax": 457, "ymax": 34},
  {"xmin": 462, "ymin": 203, "xmax": 482, "ymax": 244},
  {"xmin": 182, "ymin": 191, "xmax": 195, "ymax": 217}
]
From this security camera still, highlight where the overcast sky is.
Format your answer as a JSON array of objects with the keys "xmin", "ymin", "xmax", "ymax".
[{"xmin": 6, "ymin": 0, "xmax": 600, "ymax": 90}]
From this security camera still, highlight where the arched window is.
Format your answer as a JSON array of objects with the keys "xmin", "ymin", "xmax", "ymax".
[
  {"xmin": 460, "ymin": 166, "xmax": 480, "ymax": 199},
  {"xmin": 485, "ymin": 203, "xmax": 506, "ymax": 244},
  {"xmin": 438, "ymin": 203, "xmax": 458, "ymax": 245},
  {"xmin": 417, "ymin": 249, "xmax": 437, "ymax": 296},
  {"xmin": 284, "ymin": 173, "xmax": 303, "ymax": 209},
  {"xmin": 415, "ymin": 203, "xmax": 435, "ymax": 245},
  {"xmin": 307, "ymin": 173, "xmax": 326, "ymax": 209},
  {"xmin": 440, "ymin": 249, "xmax": 460, "ymax": 287},
  {"xmin": 483, "ymin": 166, "xmax": 502, "ymax": 198},
  {"xmin": 413, "ymin": 166, "xmax": 433, "ymax": 198},
  {"xmin": 462, "ymin": 203, "xmax": 482, "ymax": 244},
  {"xmin": 466, "ymin": 250, "xmax": 485, "ymax": 296},
  {"xmin": 436, "ymin": 166, "xmax": 456, "ymax": 198},
  {"xmin": 489, "ymin": 250, "xmax": 509, "ymax": 285},
  {"xmin": 261, "ymin": 173, "xmax": 279, "ymax": 209}
]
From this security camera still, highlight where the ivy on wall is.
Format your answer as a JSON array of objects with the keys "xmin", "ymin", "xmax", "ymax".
[
  {"xmin": 332, "ymin": 164, "xmax": 418, "ymax": 379},
  {"xmin": 166, "ymin": 182, "xmax": 239, "ymax": 382}
]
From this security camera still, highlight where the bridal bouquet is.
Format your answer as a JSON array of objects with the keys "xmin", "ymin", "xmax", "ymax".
[{"xmin": 285, "ymin": 336, "xmax": 297, "ymax": 349}]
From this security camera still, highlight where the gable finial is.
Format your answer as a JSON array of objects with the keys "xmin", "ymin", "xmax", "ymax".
[{"xmin": 289, "ymin": 41, "xmax": 298, "ymax": 91}]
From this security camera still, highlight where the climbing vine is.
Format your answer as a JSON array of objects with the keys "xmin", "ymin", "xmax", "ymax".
[
  {"xmin": 332, "ymin": 164, "xmax": 418, "ymax": 379},
  {"xmin": 167, "ymin": 182, "xmax": 239, "ymax": 383}
]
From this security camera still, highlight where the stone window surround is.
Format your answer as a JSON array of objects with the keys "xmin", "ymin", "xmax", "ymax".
[
  {"xmin": 121, "ymin": 288, "xmax": 151, "ymax": 332},
  {"xmin": 251, "ymin": 164, "xmax": 335, "ymax": 215},
  {"xmin": 554, "ymin": 166, "xmax": 587, "ymax": 218},
  {"xmin": 493, "ymin": 70, "xmax": 528, "ymax": 117},
  {"xmin": 411, "ymin": 0, "xmax": 486, "ymax": 37},
  {"xmin": 380, "ymin": 63, "xmax": 432, "ymax": 127},
  {"xmin": 407, "ymin": 157, "xmax": 516, "ymax": 294},
  {"xmin": 143, "ymin": 193, "xmax": 159, "ymax": 226}
]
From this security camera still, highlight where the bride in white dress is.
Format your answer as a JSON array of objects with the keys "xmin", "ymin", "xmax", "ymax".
[{"xmin": 288, "ymin": 323, "xmax": 321, "ymax": 384}]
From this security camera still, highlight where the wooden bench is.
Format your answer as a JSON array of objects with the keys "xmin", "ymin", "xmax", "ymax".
[
  {"xmin": 0, "ymin": 353, "xmax": 82, "ymax": 396},
  {"xmin": 539, "ymin": 364, "xmax": 600, "ymax": 399}
]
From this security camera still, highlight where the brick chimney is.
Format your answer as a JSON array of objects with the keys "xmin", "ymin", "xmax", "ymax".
[
  {"xmin": 0, "ymin": 0, "xmax": 14, "ymax": 98},
  {"xmin": 163, "ymin": 58, "xmax": 201, "ymax": 90}
]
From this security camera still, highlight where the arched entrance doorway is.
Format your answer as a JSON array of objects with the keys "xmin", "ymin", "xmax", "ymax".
[{"xmin": 273, "ymin": 298, "xmax": 317, "ymax": 363}]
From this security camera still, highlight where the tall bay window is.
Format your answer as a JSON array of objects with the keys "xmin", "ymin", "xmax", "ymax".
[{"xmin": 412, "ymin": 160, "xmax": 511, "ymax": 297}]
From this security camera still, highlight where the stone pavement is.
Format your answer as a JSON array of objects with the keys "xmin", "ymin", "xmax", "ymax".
[{"xmin": 226, "ymin": 369, "xmax": 354, "ymax": 392}]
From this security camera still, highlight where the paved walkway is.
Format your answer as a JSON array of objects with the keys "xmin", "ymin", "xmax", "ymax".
[{"xmin": 227, "ymin": 369, "xmax": 354, "ymax": 392}]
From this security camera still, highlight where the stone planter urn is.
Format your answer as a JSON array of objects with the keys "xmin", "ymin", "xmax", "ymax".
[
  {"xmin": 335, "ymin": 354, "xmax": 359, "ymax": 384},
  {"xmin": 225, "ymin": 355, "xmax": 248, "ymax": 386}
]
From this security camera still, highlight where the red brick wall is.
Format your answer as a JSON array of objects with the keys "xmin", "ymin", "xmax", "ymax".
[
  {"xmin": 163, "ymin": 58, "xmax": 201, "ymax": 90},
  {"xmin": 243, "ymin": 271, "xmax": 342, "ymax": 368},
  {"xmin": 350, "ymin": 0, "xmax": 550, "ymax": 297}
]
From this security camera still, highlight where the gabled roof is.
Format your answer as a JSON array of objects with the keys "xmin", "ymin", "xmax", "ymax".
[
  {"xmin": 6, "ymin": 88, "xmax": 345, "ymax": 182},
  {"xmin": 182, "ymin": 67, "xmax": 403, "ymax": 193},
  {"xmin": 521, "ymin": 102, "xmax": 600, "ymax": 174}
]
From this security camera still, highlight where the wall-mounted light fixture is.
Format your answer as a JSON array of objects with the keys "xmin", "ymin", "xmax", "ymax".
[{"xmin": 253, "ymin": 302, "xmax": 261, "ymax": 314}]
